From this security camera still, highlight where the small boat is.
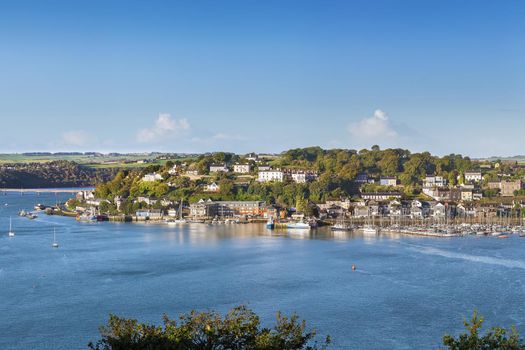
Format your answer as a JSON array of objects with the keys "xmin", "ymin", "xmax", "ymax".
[
  {"xmin": 266, "ymin": 217, "xmax": 274, "ymax": 229},
  {"xmin": 287, "ymin": 221, "xmax": 311, "ymax": 229},
  {"xmin": 519, "ymin": 232, "xmax": 525, "ymax": 238},
  {"xmin": 18, "ymin": 210, "xmax": 27, "ymax": 217},
  {"xmin": 362, "ymin": 225, "xmax": 379, "ymax": 235},
  {"xmin": 77, "ymin": 212, "xmax": 97, "ymax": 222},
  {"xmin": 8, "ymin": 216, "xmax": 14, "ymax": 237},
  {"xmin": 52, "ymin": 227, "xmax": 59, "ymax": 248},
  {"xmin": 491, "ymin": 231, "xmax": 503, "ymax": 237},
  {"xmin": 498, "ymin": 235, "xmax": 509, "ymax": 239},
  {"xmin": 331, "ymin": 222, "xmax": 353, "ymax": 232}
]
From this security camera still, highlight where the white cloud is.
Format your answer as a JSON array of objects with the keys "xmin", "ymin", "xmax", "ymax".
[
  {"xmin": 137, "ymin": 113, "xmax": 190, "ymax": 143},
  {"xmin": 348, "ymin": 109, "xmax": 398, "ymax": 140},
  {"xmin": 62, "ymin": 130, "xmax": 91, "ymax": 147}
]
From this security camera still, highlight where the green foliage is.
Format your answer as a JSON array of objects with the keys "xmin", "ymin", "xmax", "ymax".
[
  {"xmin": 442, "ymin": 311, "xmax": 524, "ymax": 350},
  {"xmin": 92, "ymin": 147, "xmax": 481, "ymax": 214},
  {"xmin": 88, "ymin": 305, "xmax": 330, "ymax": 350}
]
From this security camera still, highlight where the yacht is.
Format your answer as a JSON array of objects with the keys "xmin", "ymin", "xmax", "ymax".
[
  {"xmin": 362, "ymin": 225, "xmax": 379, "ymax": 235},
  {"xmin": 8, "ymin": 217, "xmax": 14, "ymax": 237},
  {"xmin": 287, "ymin": 221, "xmax": 311, "ymax": 229},
  {"xmin": 174, "ymin": 199, "xmax": 187, "ymax": 224},
  {"xmin": 52, "ymin": 227, "xmax": 59, "ymax": 248},
  {"xmin": 266, "ymin": 217, "xmax": 274, "ymax": 229}
]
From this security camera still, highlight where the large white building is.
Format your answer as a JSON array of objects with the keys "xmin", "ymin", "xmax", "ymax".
[
  {"xmin": 209, "ymin": 164, "xmax": 229, "ymax": 172},
  {"xmin": 258, "ymin": 170, "xmax": 284, "ymax": 182},
  {"xmin": 464, "ymin": 171, "xmax": 482, "ymax": 182},
  {"xmin": 233, "ymin": 164, "xmax": 251, "ymax": 173},
  {"xmin": 142, "ymin": 173, "xmax": 164, "ymax": 182},
  {"xmin": 423, "ymin": 175, "xmax": 447, "ymax": 188}
]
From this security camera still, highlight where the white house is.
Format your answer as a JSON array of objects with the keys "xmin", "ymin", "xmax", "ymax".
[
  {"xmin": 380, "ymin": 176, "xmax": 397, "ymax": 186},
  {"xmin": 464, "ymin": 171, "xmax": 482, "ymax": 182},
  {"xmin": 233, "ymin": 164, "xmax": 251, "ymax": 173},
  {"xmin": 423, "ymin": 175, "xmax": 447, "ymax": 188},
  {"xmin": 209, "ymin": 164, "xmax": 228, "ymax": 172},
  {"xmin": 258, "ymin": 165, "xmax": 272, "ymax": 171},
  {"xmin": 142, "ymin": 173, "xmax": 164, "ymax": 182},
  {"xmin": 204, "ymin": 182, "xmax": 220, "ymax": 192},
  {"xmin": 258, "ymin": 170, "xmax": 284, "ymax": 182}
]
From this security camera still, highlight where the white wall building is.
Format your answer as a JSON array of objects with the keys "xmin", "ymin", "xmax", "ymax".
[
  {"xmin": 464, "ymin": 171, "xmax": 482, "ymax": 182},
  {"xmin": 233, "ymin": 164, "xmax": 251, "ymax": 173},
  {"xmin": 258, "ymin": 170, "xmax": 284, "ymax": 182},
  {"xmin": 142, "ymin": 173, "xmax": 164, "ymax": 182}
]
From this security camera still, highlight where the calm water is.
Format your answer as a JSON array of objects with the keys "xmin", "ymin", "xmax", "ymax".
[{"xmin": 1, "ymin": 193, "xmax": 525, "ymax": 349}]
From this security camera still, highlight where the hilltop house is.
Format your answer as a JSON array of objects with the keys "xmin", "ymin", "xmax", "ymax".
[
  {"xmin": 142, "ymin": 172, "xmax": 163, "ymax": 182},
  {"xmin": 423, "ymin": 175, "xmax": 447, "ymax": 188},
  {"xmin": 258, "ymin": 170, "xmax": 284, "ymax": 182},
  {"xmin": 464, "ymin": 171, "xmax": 482, "ymax": 183},
  {"xmin": 380, "ymin": 176, "xmax": 398, "ymax": 186},
  {"xmin": 233, "ymin": 163, "xmax": 251, "ymax": 173},
  {"xmin": 209, "ymin": 164, "xmax": 228, "ymax": 172},
  {"xmin": 204, "ymin": 182, "xmax": 220, "ymax": 192}
]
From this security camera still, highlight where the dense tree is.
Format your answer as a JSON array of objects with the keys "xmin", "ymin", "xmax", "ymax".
[{"xmin": 88, "ymin": 306, "xmax": 330, "ymax": 350}]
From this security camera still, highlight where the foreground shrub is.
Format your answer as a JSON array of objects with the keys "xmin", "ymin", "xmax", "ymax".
[
  {"xmin": 442, "ymin": 311, "xmax": 525, "ymax": 350},
  {"xmin": 88, "ymin": 305, "xmax": 330, "ymax": 350}
]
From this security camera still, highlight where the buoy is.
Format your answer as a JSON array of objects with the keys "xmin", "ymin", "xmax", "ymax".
[{"xmin": 352, "ymin": 264, "xmax": 356, "ymax": 271}]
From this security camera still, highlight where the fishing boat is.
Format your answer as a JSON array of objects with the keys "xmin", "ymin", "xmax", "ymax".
[
  {"xmin": 8, "ymin": 217, "xmax": 14, "ymax": 237},
  {"xmin": 52, "ymin": 227, "xmax": 59, "ymax": 248},
  {"xmin": 519, "ymin": 231, "xmax": 525, "ymax": 238},
  {"xmin": 77, "ymin": 212, "xmax": 97, "ymax": 222},
  {"xmin": 266, "ymin": 217, "xmax": 275, "ymax": 229},
  {"xmin": 18, "ymin": 209, "xmax": 27, "ymax": 217}
]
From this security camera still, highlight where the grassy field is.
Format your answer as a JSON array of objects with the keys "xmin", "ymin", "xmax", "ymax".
[{"xmin": 0, "ymin": 154, "xmax": 196, "ymax": 169}]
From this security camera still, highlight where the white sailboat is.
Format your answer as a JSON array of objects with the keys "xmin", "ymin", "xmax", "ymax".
[
  {"xmin": 52, "ymin": 227, "xmax": 59, "ymax": 248},
  {"xmin": 174, "ymin": 199, "xmax": 187, "ymax": 224},
  {"xmin": 8, "ymin": 216, "xmax": 15, "ymax": 237}
]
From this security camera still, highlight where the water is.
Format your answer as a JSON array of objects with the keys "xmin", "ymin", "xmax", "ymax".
[{"xmin": 1, "ymin": 193, "xmax": 525, "ymax": 349}]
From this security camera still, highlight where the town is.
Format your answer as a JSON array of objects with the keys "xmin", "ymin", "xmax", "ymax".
[{"xmin": 51, "ymin": 147, "xmax": 525, "ymax": 237}]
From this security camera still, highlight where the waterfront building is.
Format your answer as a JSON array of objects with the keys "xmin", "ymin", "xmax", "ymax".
[
  {"xmin": 257, "ymin": 165, "xmax": 272, "ymax": 171},
  {"xmin": 190, "ymin": 200, "xmax": 266, "ymax": 218}
]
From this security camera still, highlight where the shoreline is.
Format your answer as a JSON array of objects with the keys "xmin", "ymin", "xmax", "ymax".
[{"xmin": 1, "ymin": 187, "xmax": 94, "ymax": 193}]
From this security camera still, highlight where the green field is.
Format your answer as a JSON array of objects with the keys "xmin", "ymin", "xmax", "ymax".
[{"xmin": 0, "ymin": 154, "xmax": 196, "ymax": 169}]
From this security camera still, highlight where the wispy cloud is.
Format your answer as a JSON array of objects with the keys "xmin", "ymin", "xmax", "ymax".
[
  {"xmin": 61, "ymin": 130, "xmax": 91, "ymax": 147},
  {"xmin": 137, "ymin": 113, "xmax": 190, "ymax": 143},
  {"xmin": 348, "ymin": 109, "xmax": 398, "ymax": 140}
]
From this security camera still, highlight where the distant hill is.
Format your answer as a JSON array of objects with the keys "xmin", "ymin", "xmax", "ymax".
[{"xmin": 0, "ymin": 161, "xmax": 118, "ymax": 188}]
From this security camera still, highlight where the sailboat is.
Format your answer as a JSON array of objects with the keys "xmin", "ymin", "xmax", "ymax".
[
  {"xmin": 174, "ymin": 199, "xmax": 187, "ymax": 224},
  {"xmin": 8, "ymin": 216, "xmax": 15, "ymax": 237},
  {"xmin": 52, "ymin": 227, "xmax": 59, "ymax": 248}
]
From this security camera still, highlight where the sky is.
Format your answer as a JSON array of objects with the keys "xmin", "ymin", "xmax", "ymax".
[{"xmin": 0, "ymin": 0, "xmax": 523, "ymax": 157}]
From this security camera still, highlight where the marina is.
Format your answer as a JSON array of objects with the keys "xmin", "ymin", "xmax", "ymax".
[{"xmin": 2, "ymin": 192, "xmax": 525, "ymax": 349}]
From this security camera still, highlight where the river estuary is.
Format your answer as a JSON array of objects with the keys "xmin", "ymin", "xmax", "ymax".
[{"xmin": 1, "ymin": 192, "xmax": 525, "ymax": 349}]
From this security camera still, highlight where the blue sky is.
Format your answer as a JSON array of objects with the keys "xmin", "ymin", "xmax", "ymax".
[{"xmin": 0, "ymin": 0, "xmax": 523, "ymax": 157}]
